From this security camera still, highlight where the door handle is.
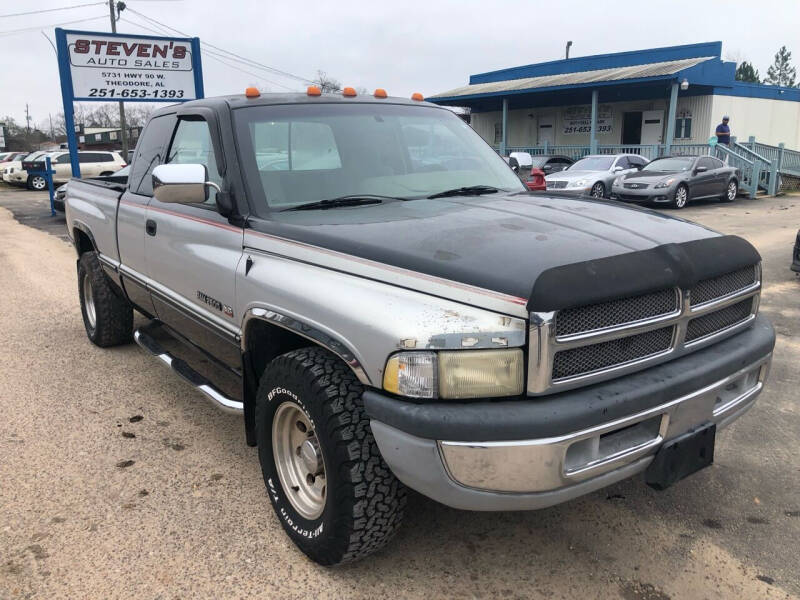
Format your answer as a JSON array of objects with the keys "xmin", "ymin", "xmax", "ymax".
[{"xmin": 146, "ymin": 219, "xmax": 157, "ymax": 236}]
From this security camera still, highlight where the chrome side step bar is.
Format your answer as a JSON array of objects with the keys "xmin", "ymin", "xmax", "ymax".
[{"xmin": 133, "ymin": 327, "xmax": 243, "ymax": 415}]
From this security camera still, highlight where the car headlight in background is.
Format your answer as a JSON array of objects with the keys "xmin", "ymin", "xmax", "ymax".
[
  {"xmin": 654, "ymin": 178, "xmax": 676, "ymax": 189},
  {"xmin": 383, "ymin": 349, "xmax": 524, "ymax": 399},
  {"xmin": 568, "ymin": 179, "xmax": 589, "ymax": 188}
]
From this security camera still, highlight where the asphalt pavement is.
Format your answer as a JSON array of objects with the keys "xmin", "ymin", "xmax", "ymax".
[{"xmin": 0, "ymin": 184, "xmax": 798, "ymax": 599}]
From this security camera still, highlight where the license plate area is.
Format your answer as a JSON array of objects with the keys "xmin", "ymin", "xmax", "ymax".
[{"xmin": 645, "ymin": 422, "xmax": 716, "ymax": 490}]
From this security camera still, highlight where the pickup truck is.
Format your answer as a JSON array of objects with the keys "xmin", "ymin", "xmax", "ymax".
[{"xmin": 65, "ymin": 89, "xmax": 775, "ymax": 566}]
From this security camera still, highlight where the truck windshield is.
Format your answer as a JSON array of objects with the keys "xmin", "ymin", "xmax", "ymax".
[{"xmin": 233, "ymin": 102, "xmax": 525, "ymax": 211}]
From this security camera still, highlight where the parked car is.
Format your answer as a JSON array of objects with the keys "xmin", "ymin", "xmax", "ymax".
[
  {"xmin": 65, "ymin": 91, "xmax": 773, "ymax": 565},
  {"xmin": 23, "ymin": 150, "xmax": 126, "ymax": 190},
  {"xmin": 506, "ymin": 153, "xmax": 574, "ymax": 191},
  {"xmin": 54, "ymin": 166, "xmax": 130, "ymax": 212},
  {"xmin": 2, "ymin": 150, "xmax": 47, "ymax": 185},
  {"xmin": 611, "ymin": 155, "xmax": 740, "ymax": 209},
  {"xmin": 545, "ymin": 153, "xmax": 648, "ymax": 198},
  {"xmin": 792, "ymin": 230, "xmax": 800, "ymax": 273},
  {"xmin": 0, "ymin": 151, "xmax": 28, "ymax": 163}
]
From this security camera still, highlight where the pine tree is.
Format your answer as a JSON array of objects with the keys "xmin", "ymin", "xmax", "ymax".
[
  {"xmin": 735, "ymin": 61, "xmax": 760, "ymax": 83},
  {"xmin": 764, "ymin": 46, "xmax": 797, "ymax": 87}
]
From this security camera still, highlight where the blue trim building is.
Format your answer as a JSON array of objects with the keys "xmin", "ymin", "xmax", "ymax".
[{"xmin": 428, "ymin": 42, "xmax": 800, "ymax": 156}]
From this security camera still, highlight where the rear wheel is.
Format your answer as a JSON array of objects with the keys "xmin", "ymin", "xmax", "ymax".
[
  {"xmin": 256, "ymin": 347, "xmax": 406, "ymax": 565},
  {"xmin": 590, "ymin": 182, "xmax": 605, "ymax": 198},
  {"xmin": 78, "ymin": 252, "xmax": 133, "ymax": 347},
  {"xmin": 721, "ymin": 180, "xmax": 738, "ymax": 202},
  {"xmin": 99, "ymin": 171, "xmax": 113, "ymax": 177},
  {"xmin": 673, "ymin": 184, "xmax": 689, "ymax": 209},
  {"xmin": 28, "ymin": 175, "xmax": 47, "ymax": 190}
]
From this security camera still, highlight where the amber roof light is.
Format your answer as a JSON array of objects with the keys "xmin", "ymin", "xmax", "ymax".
[
  {"xmin": 307, "ymin": 85, "xmax": 322, "ymax": 96},
  {"xmin": 245, "ymin": 87, "xmax": 260, "ymax": 98},
  {"xmin": 374, "ymin": 88, "xmax": 387, "ymax": 98},
  {"xmin": 411, "ymin": 92, "xmax": 424, "ymax": 101},
  {"xmin": 342, "ymin": 87, "xmax": 357, "ymax": 97}
]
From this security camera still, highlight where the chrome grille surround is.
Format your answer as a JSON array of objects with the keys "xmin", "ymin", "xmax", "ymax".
[{"xmin": 528, "ymin": 263, "xmax": 762, "ymax": 395}]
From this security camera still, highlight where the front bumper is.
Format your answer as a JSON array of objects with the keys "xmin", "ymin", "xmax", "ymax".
[
  {"xmin": 366, "ymin": 316, "xmax": 774, "ymax": 511},
  {"xmin": 544, "ymin": 186, "xmax": 589, "ymax": 196},
  {"xmin": 610, "ymin": 186, "xmax": 672, "ymax": 203}
]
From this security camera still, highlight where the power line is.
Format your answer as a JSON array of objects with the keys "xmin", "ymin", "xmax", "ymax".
[
  {"xmin": 125, "ymin": 6, "xmax": 313, "ymax": 83},
  {"xmin": 0, "ymin": 2, "xmax": 105, "ymax": 19},
  {"xmin": 0, "ymin": 14, "xmax": 107, "ymax": 36}
]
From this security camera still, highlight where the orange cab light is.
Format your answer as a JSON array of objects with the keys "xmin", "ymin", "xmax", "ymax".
[
  {"xmin": 342, "ymin": 87, "xmax": 357, "ymax": 97},
  {"xmin": 245, "ymin": 87, "xmax": 260, "ymax": 98},
  {"xmin": 411, "ymin": 92, "xmax": 424, "ymax": 101},
  {"xmin": 374, "ymin": 88, "xmax": 388, "ymax": 98},
  {"xmin": 307, "ymin": 85, "xmax": 322, "ymax": 96}
]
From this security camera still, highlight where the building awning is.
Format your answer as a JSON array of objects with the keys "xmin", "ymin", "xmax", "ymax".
[{"xmin": 429, "ymin": 56, "xmax": 714, "ymax": 101}]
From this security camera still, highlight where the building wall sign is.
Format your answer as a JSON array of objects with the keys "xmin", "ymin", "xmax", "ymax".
[{"xmin": 562, "ymin": 104, "xmax": 614, "ymax": 135}]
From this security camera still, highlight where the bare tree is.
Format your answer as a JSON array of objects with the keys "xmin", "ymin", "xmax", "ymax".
[{"xmin": 313, "ymin": 70, "xmax": 342, "ymax": 93}]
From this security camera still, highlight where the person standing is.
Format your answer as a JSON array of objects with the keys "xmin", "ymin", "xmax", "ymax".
[{"xmin": 715, "ymin": 116, "xmax": 731, "ymax": 145}]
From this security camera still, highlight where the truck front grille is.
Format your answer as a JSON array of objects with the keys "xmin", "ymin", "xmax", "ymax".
[
  {"xmin": 552, "ymin": 327, "xmax": 674, "ymax": 380},
  {"xmin": 529, "ymin": 263, "xmax": 762, "ymax": 394}
]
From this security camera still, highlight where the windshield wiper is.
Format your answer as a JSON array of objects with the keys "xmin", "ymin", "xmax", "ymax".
[
  {"xmin": 284, "ymin": 195, "xmax": 397, "ymax": 211},
  {"xmin": 427, "ymin": 185, "xmax": 501, "ymax": 199}
]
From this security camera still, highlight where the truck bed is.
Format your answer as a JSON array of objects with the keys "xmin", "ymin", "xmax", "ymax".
[{"xmin": 65, "ymin": 177, "xmax": 127, "ymax": 264}]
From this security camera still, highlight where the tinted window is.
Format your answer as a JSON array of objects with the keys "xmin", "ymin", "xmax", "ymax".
[
  {"xmin": 78, "ymin": 152, "xmax": 111, "ymax": 163},
  {"xmin": 615, "ymin": 156, "xmax": 631, "ymax": 169},
  {"xmin": 709, "ymin": 157, "xmax": 724, "ymax": 169},
  {"xmin": 569, "ymin": 156, "xmax": 614, "ymax": 171},
  {"xmin": 166, "ymin": 118, "xmax": 222, "ymax": 206},
  {"xmin": 628, "ymin": 156, "xmax": 647, "ymax": 169},
  {"xmin": 131, "ymin": 113, "xmax": 177, "ymax": 196},
  {"xmin": 55, "ymin": 154, "xmax": 71, "ymax": 164},
  {"xmin": 698, "ymin": 157, "xmax": 716, "ymax": 170},
  {"xmin": 642, "ymin": 157, "xmax": 694, "ymax": 172}
]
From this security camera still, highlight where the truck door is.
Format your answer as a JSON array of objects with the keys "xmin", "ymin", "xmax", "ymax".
[
  {"xmin": 144, "ymin": 114, "xmax": 244, "ymax": 369},
  {"xmin": 117, "ymin": 112, "xmax": 178, "ymax": 316}
]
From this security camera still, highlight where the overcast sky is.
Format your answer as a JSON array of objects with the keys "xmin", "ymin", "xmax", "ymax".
[{"xmin": 1, "ymin": 0, "xmax": 799, "ymax": 128}]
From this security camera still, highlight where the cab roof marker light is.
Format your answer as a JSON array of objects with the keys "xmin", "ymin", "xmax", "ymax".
[
  {"xmin": 245, "ymin": 87, "xmax": 260, "ymax": 98},
  {"xmin": 342, "ymin": 87, "xmax": 357, "ymax": 97},
  {"xmin": 411, "ymin": 92, "xmax": 424, "ymax": 101},
  {"xmin": 374, "ymin": 88, "xmax": 387, "ymax": 98},
  {"xmin": 307, "ymin": 85, "xmax": 322, "ymax": 96}
]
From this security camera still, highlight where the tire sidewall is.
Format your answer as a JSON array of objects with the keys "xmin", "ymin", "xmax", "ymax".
[
  {"xmin": 77, "ymin": 255, "xmax": 98, "ymax": 340},
  {"xmin": 591, "ymin": 182, "xmax": 605, "ymax": 198},
  {"xmin": 256, "ymin": 367, "xmax": 344, "ymax": 560},
  {"xmin": 727, "ymin": 180, "xmax": 738, "ymax": 201},
  {"xmin": 674, "ymin": 184, "xmax": 688, "ymax": 209}
]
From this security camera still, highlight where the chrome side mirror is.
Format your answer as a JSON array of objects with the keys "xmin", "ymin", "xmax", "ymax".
[
  {"xmin": 613, "ymin": 165, "xmax": 624, "ymax": 172},
  {"xmin": 152, "ymin": 163, "xmax": 220, "ymax": 204}
]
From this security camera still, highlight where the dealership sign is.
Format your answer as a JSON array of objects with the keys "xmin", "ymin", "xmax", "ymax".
[
  {"xmin": 54, "ymin": 28, "xmax": 204, "ymax": 178},
  {"xmin": 562, "ymin": 104, "xmax": 614, "ymax": 135}
]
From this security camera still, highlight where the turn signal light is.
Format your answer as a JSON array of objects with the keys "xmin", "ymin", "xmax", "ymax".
[
  {"xmin": 245, "ymin": 87, "xmax": 260, "ymax": 98},
  {"xmin": 374, "ymin": 88, "xmax": 387, "ymax": 98},
  {"xmin": 307, "ymin": 85, "xmax": 322, "ymax": 96},
  {"xmin": 343, "ymin": 87, "xmax": 357, "ymax": 97},
  {"xmin": 411, "ymin": 92, "xmax": 424, "ymax": 101}
]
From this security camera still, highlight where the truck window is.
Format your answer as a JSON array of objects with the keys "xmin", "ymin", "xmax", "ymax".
[
  {"xmin": 130, "ymin": 113, "xmax": 177, "ymax": 196},
  {"xmin": 166, "ymin": 119, "xmax": 223, "ymax": 206}
]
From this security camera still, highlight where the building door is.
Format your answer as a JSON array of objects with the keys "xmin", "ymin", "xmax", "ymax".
[
  {"xmin": 641, "ymin": 110, "xmax": 664, "ymax": 145},
  {"xmin": 538, "ymin": 116, "xmax": 555, "ymax": 146},
  {"xmin": 622, "ymin": 112, "xmax": 642, "ymax": 144}
]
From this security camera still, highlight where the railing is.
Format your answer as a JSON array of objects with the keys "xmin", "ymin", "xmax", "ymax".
[
  {"xmin": 505, "ymin": 144, "xmax": 591, "ymax": 160},
  {"xmin": 713, "ymin": 144, "xmax": 758, "ymax": 198}
]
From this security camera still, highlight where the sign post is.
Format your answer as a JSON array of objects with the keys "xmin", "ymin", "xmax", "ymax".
[{"xmin": 55, "ymin": 28, "xmax": 204, "ymax": 179}]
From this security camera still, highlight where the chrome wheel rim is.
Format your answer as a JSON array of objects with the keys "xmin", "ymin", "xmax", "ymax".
[
  {"xmin": 727, "ymin": 182, "xmax": 737, "ymax": 200},
  {"xmin": 32, "ymin": 177, "xmax": 46, "ymax": 190},
  {"xmin": 82, "ymin": 273, "xmax": 96, "ymax": 330},
  {"xmin": 675, "ymin": 186, "xmax": 687, "ymax": 208},
  {"xmin": 591, "ymin": 183, "xmax": 604, "ymax": 198},
  {"xmin": 272, "ymin": 401, "xmax": 326, "ymax": 519}
]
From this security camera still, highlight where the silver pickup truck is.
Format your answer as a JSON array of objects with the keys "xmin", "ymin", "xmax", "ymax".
[{"xmin": 65, "ymin": 90, "xmax": 775, "ymax": 565}]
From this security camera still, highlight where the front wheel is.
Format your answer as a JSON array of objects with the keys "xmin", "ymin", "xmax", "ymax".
[
  {"xmin": 256, "ymin": 348, "xmax": 406, "ymax": 566},
  {"xmin": 673, "ymin": 184, "xmax": 689, "ymax": 209},
  {"xmin": 28, "ymin": 175, "xmax": 47, "ymax": 190},
  {"xmin": 722, "ymin": 180, "xmax": 738, "ymax": 202},
  {"xmin": 590, "ymin": 182, "xmax": 605, "ymax": 198}
]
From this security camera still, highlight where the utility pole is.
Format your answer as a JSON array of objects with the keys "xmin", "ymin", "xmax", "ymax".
[
  {"xmin": 565, "ymin": 41, "xmax": 573, "ymax": 60},
  {"xmin": 25, "ymin": 103, "xmax": 32, "ymax": 135},
  {"xmin": 108, "ymin": 0, "xmax": 129, "ymax": 159},
  {"xmin": 49, "ymin": 114, "xmax": 54, "ymax": 141}
]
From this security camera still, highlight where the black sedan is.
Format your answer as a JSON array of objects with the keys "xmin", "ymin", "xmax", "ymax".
[{"xmin": 611, "ymin": 155, "xmax": 739, "ymax": 209}]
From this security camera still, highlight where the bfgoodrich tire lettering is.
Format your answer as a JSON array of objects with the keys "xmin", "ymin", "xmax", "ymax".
[
  {"xmin": 78, "ymin": 251, "xmax": 133, "ymax": 347},
  {"xmin": 255, "ymin": 347, "xmax": 406, "ymax": 565}
]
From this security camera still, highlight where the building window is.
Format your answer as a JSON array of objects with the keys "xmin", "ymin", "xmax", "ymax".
[
  {"xmin": 675, "ymin": 109, "xmax": 692, "ymax": 139},
  {"xmin": 494, "ymin": 122, "xmax": 502, "ymax": 145},
  {"xmin": 94, "ymin": 133, "xmax": 101, "ymax": 141},
  {"xmin": 110, "ymin": 131, "xmax": 118, "ymax": 140}
]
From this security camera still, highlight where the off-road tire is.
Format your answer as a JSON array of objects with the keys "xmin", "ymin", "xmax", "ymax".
[
  {"xmin": 77, "ymin": 251, "xmax": 133, "ymax": 347},
  {"xmin": 255, "ymin": 347, "xmax": 406, "ymax": 565}
]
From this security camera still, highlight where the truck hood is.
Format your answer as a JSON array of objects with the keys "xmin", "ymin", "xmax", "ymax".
[{"xmin": 248, "ymin": 193, "xmax": 719, "ymax": 311}]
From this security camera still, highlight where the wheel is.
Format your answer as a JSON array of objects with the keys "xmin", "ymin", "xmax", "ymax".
[
  {"xmin": 77, "ymin": 251, "xmax": 133, "ymax": 347},
  {"xmin": 721, "ymin": 180, "xmax": 738, "ymax": 202},
  {"xmin": 28, "ymin": 175, "xmax": 47, "ymax": 190},
  {"xmin": 99, "ymin": 171, "xmax": 113, "ymax": 177},
  {"xmin": 590, "ymin": 182, "xmax": 605, "ymax": 198},
  {"xmin": 673, "ymin": 184, "xmax": 689, "ymax": 209},
  {"xmin": 255, "ymin": 347, "xmax": 406, "ymax": 565}
]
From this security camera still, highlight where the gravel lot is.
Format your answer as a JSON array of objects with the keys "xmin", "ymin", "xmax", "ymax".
[{"xmin": 1, "ymin": 184, "xmax": 798, "ymax": 599}]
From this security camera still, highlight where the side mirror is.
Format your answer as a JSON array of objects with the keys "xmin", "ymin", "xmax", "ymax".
[
  {"xmin": 613, "ymin": 165, "xmax": 624, "ymax": 172},
  {"xmin": 695, "ymin": 166, "xmax": 708, "ymax": 173},
  {"xmin": 152, "ymin": 163, "xmax": 220, "ymax": 204}
]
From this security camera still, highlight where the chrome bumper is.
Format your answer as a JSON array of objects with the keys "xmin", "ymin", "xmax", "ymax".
[{"xmin": 372, "ymin": 355, "xmax": 770, "ymax": 511}]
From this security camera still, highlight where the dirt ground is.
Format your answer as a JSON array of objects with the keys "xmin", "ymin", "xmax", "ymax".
[{"xmin": 1, "ymin": 185, "xmax": 798, "ymax": 599}]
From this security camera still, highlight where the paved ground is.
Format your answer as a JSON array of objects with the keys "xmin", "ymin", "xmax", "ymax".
[{"xmin": 1, "ymin": 184, "xmax": 798, "ymax": 600}]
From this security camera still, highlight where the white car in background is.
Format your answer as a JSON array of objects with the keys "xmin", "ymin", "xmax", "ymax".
[
  {"xmin": 22, "ymin": 150, "xmax": 126, "ymax": 190},
  {"xmin": 544, "ymin": 154, "xmax": 649, "ymax": 198},
  {"xmin": 2, "ymin": 151, "xmax": 47, "ymax": 185}
]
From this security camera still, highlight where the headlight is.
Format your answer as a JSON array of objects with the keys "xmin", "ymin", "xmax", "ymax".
[
  {"xmin": 568, "ymin": 179, "xmax": 588, "ymax": 188},
  {"xmin": 383, "ymin": 349, "xmax": 524, "ymax": 399},
  {"xmin": 654, "ymin": 178, "xmax": 675, "ymax": 189}
]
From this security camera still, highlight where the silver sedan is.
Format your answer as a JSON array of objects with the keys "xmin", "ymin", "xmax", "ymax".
[{"xmin": 544, "ymin": 154, "xmax": 649, "ymax": 198}]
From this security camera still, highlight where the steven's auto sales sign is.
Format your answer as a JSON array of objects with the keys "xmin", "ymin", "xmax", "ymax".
[{"xmin": 66, "ymin": 32, "xmax": 198, "ymax": 101}]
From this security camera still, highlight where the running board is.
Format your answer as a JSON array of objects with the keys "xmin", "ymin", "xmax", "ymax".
[{"xmin": 133, "ymin": 326, "xmax": 244, "ymax": 415}]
